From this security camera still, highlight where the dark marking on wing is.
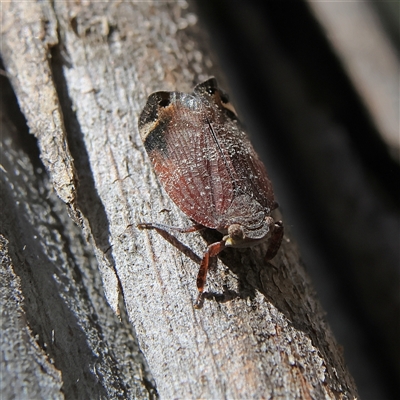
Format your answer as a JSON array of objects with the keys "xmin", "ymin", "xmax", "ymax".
[
  {"xmin": 138, "ymin": 91, "xmax": 172, "ymax": 128},
  {"xmin": 143, "ymin": 119, "xmax": 170, "ymax": 156}
]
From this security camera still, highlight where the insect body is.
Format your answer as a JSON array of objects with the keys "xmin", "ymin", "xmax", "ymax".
[{"xmin": 138, "ymin": 78, "xmax": 283, "ymax": 307}]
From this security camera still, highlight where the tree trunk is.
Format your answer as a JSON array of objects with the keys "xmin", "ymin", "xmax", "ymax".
[{"xmin": 1, "ymin": 1, "xmax": 358, "ymax": 398}]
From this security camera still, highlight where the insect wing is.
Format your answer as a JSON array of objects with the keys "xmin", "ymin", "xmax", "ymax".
[
  {"xmin": 139, "ymin": 79, "xmax": 276, "ymax": 233},
  {"xmin": 138, "ymin": 91, "xmax": 235, "ymax": 229},
  {"xmin": 194, "ymin": 79, "xmax": 276, "ymax": 214}
]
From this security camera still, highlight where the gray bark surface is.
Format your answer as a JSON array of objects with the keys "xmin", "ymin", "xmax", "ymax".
[
  {"xmin": 1, "ymin": 83, "xmax": 155, "ymax": 398},
  {"xmin": 1, "ymin": 1, "xmax": 358, "ymax": 398}
]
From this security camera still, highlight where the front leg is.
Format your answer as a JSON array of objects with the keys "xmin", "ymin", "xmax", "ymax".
[
  {"xmin": 137, "ymin": 221, "xmax": 205, "ymax": 265},
  {"xmin": 194, "ymin": 240, "xmax": 226, "ymax": 309},
  {"xmin": 265, "ymin": 220, "xmax": 284, "ymax": 261},
  {"xmin": 137, "ymin": 221, "xmax": 205, "ymax": 233}
]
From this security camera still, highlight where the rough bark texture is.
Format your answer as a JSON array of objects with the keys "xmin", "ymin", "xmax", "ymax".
[
  {"xmin": 1, "ymin": 73, "xmax": 156, "ymax": 399},
  {"xmin": 1, "ymin": 1, "xmax": 358, "ymax": 399}
]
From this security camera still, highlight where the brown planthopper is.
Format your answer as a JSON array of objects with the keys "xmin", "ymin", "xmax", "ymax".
[{"xmin": 138, "ymin": 78, "xmax": 283, "ymax": 308}]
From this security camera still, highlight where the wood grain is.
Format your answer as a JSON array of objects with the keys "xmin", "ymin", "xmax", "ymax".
[{"xmin": 1, "ymin": 1, "xmax": 358, "ymax": 398}]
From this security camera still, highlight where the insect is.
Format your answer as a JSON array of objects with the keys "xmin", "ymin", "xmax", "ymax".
[{"xmin": 138, "ymin": 78, "xmax": 283, "ymax": 308}]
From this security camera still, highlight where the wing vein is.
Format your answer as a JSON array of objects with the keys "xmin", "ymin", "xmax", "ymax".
[{"xmin": 205, "ymin": 117, "xmax": 238, "ymax": 192}]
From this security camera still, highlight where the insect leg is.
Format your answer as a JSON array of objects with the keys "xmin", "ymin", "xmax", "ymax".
[
  {"xmin": 194, "ymin": 240, "xmax": 226, "ymax": 308},
  {"xmin": 265, "ymin": 221, "xmax": 284, "ymax": 261},
  {"xmin": 137, "ymin": 222, "xmax": 205, "ymax": 233}
]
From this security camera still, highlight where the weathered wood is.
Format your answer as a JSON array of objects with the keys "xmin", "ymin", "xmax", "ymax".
[
  {"xmin": 1, "ymin": 1, "xmax": 358, "ymax": 398},
  {"xmin": 0, "ymin": 97, "xmax": 156, "ymax": 398}
]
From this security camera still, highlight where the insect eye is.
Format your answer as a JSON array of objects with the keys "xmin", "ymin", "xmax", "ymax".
[
  {"xmin": 207, "ymin": 87, "xmax": 216, "ymax": 95},
  {"xmin": 159, "ymin": 98, "xmax": 170, "ymax": 108}
]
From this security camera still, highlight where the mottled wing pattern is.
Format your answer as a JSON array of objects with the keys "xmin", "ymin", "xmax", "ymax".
[
  {"xmin": 138, "ymin": 90, "xmax": 235, "ymax": 229},
  {"xmin": 194, "ymin": 79, "xmax": 276, "ymax": 213},
  {"xmin": 138, "ymin": 79, "xmax": 275, "ymax": 233}
]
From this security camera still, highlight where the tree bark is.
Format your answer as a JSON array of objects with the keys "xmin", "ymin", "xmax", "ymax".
[{"xmin": 1, "ymin": 1, "xmax": 358, "ymax": 398}]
